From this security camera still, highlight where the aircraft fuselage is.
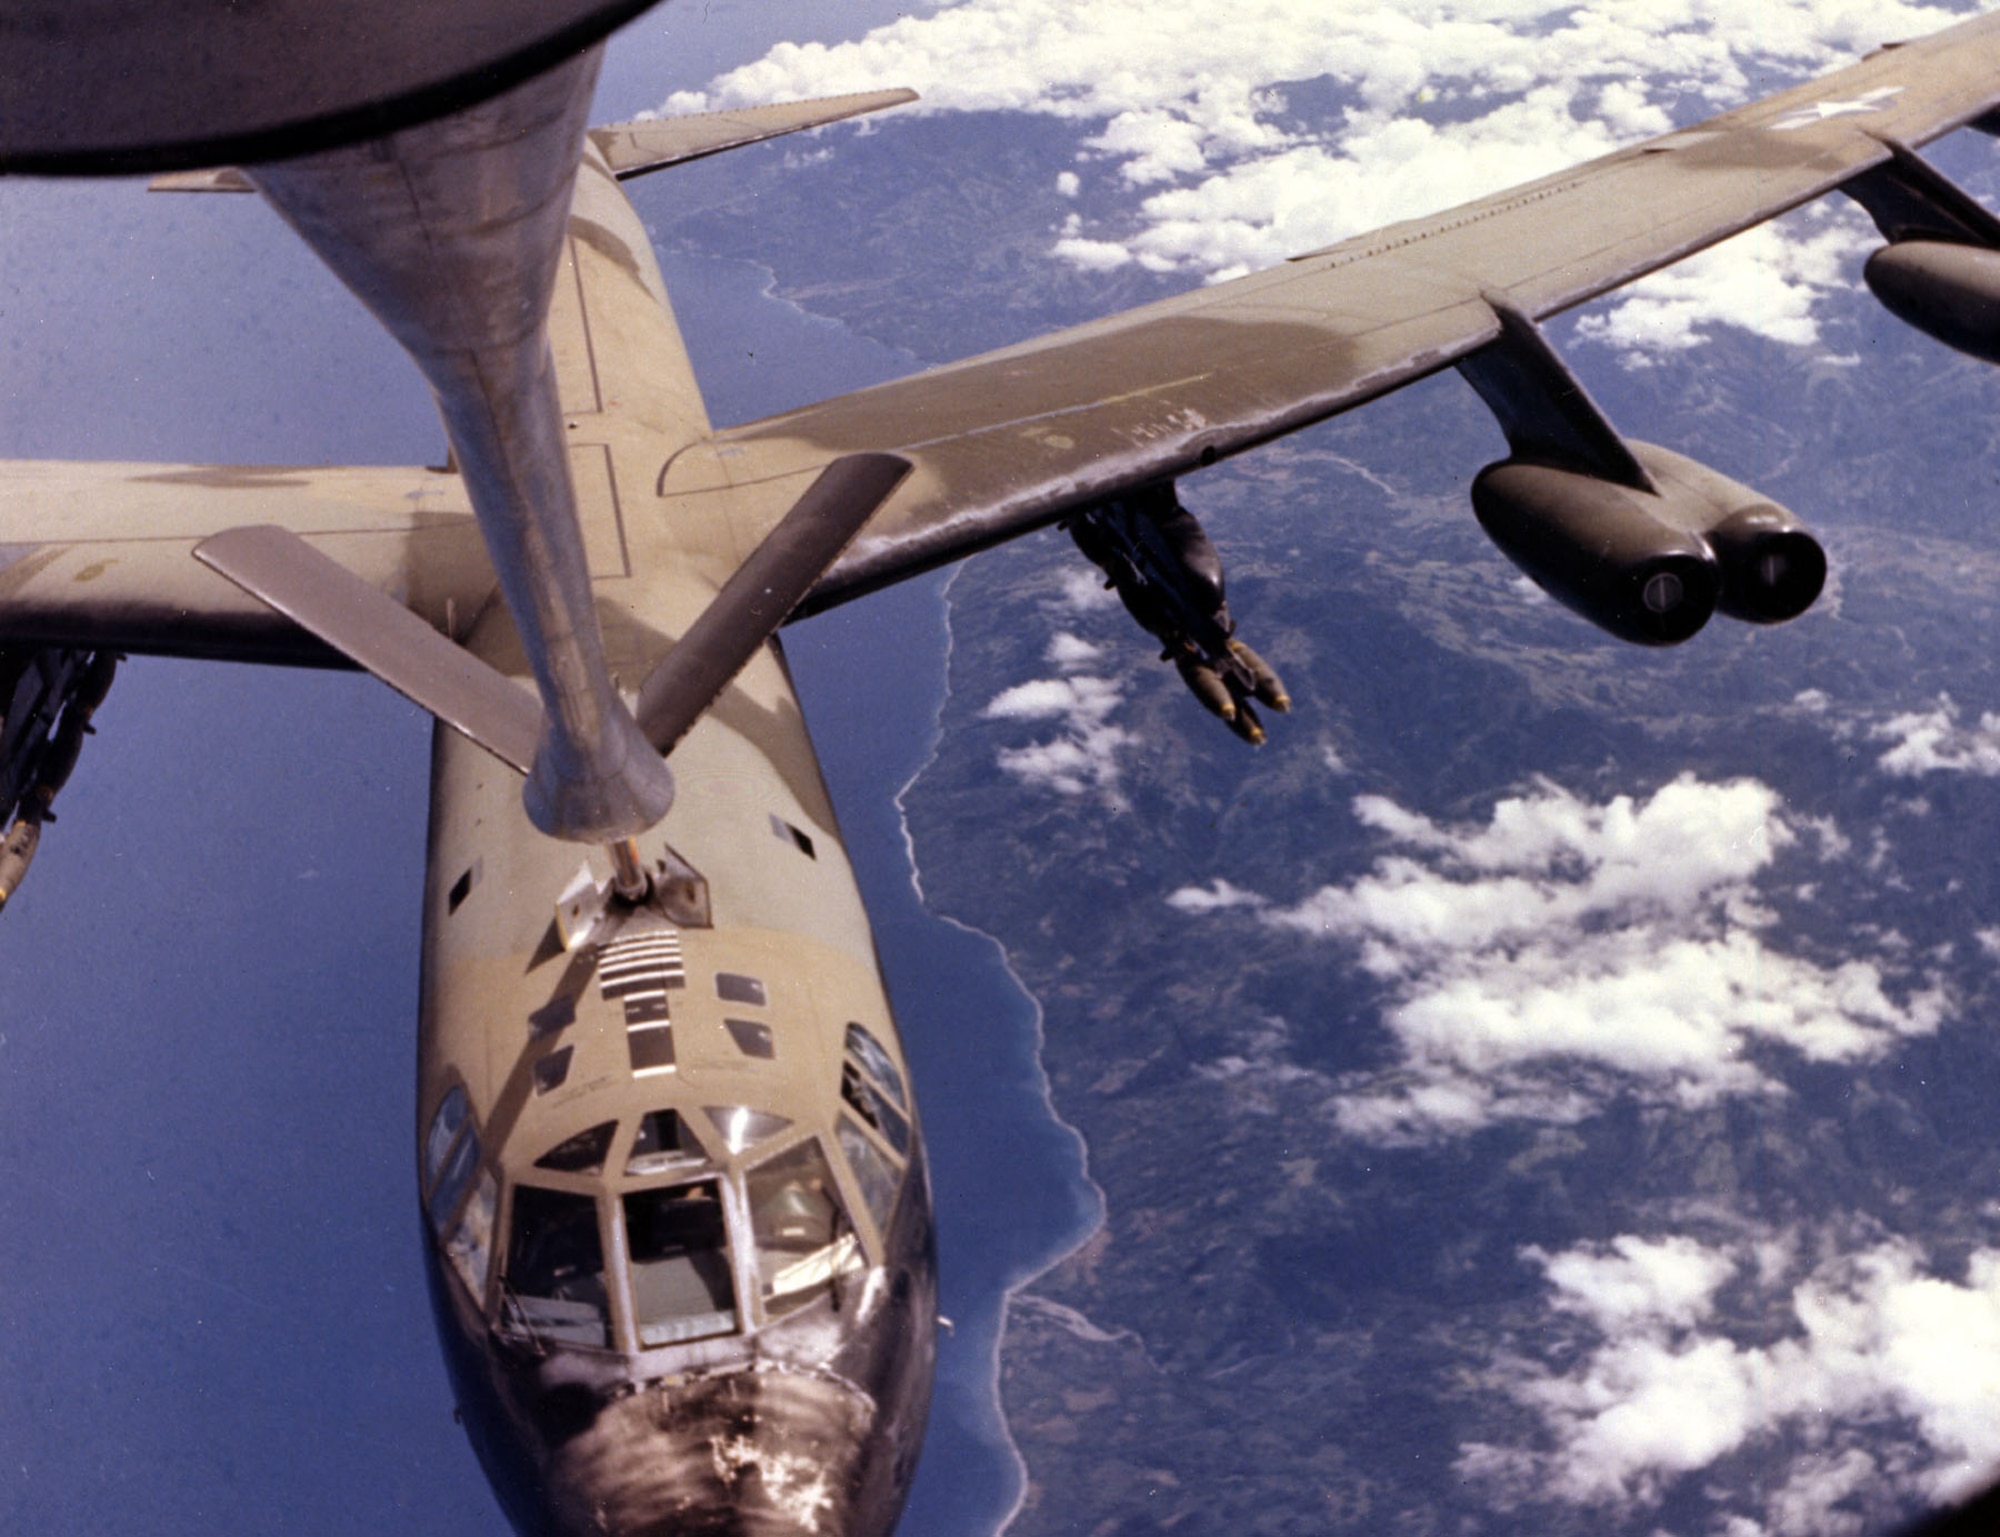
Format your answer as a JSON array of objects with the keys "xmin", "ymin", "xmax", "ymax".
[{"xmin": 412, "ymin": 146, "xmax": 937, "ymax": 1536}]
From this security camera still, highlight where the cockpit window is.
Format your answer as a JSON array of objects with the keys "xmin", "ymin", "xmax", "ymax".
[
  {"xmin": 504, "ymin": 1186, "xmax": 609, "ymax": 1349},
  {"xmin": 746, "ymin": 1139, "xmax": 863, "ymax": 1319},
  {"xmin": 843, "ymin": 1023, "xmax": 906, "ymax": 1109},
  {"xmin": 839, "ymin": 1061, "xmax": 910, "ymax": 1157},
  {"xmin": 426, "ymin": 1111, "xmax": 481, "ymax": 1232},
  {"xmin": 423, "ymin": 1085, "xmax": 470, "ymax": 1195},
  {"xmin": 623, "ymin": 1180, "xmax": 737, "ymax": 1347},
  {"xmin": 626, "ymin": 1110, "xmax": 708, "ymax": 1177},
  {"xmin": 535, "ymin": 1120, "xmax": 617, "ymax": 1175},
  {"xmin": 836, "ymin": 1115, "xmax": 903, "ymax": 1236},
  {"xmin": 704, "ymin": 1105, "xmax": 793, "ymax": 1155},
  {"xmin": 445, "ymin": 1170, "xmax": 497, "ymax": 1299},
  {"xmin": 423, "ymin": 1085, "xmax": 492, "ymax": 1297}
]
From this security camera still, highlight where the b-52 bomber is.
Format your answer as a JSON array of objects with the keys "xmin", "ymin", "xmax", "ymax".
[{"xmin": 10, "ymin": 6, "xmax": 2000, "ymax": 1534}]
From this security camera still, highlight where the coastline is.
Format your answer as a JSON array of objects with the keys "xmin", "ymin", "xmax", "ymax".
[{"xmin": 663, "ymin": 245, "xmax": 1111, "ymax": 1534}]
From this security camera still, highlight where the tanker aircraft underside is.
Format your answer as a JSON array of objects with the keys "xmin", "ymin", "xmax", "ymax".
[{"xmin": 10, "ymin": 7, "xmax": 2000, "ymax": 1535}]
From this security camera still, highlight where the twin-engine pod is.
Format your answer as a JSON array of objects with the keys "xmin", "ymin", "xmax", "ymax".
[
  {"xmin": 1864, "ymin": 241, "xmax": 2000, "ymax": 366},
  {"xmin": 1473, "ymin": 442, "xmax": 1826, "ymax": 646}
]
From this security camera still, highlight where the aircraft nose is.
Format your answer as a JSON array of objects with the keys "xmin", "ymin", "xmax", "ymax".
[{"xmin": 543, "ymin": 1363, "xmax": 882, "ymax": 1536}]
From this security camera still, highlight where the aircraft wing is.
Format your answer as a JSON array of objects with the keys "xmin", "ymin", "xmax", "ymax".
[
  {"xmin": 656, "ymin": 11, "xmax": 2000, "ymax": 613},
  {"xmin": 0, "ymin": 459, "xmax": 493, "ymax": 663}
]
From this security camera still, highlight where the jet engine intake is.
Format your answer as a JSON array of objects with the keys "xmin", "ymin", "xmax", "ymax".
[
  {"xmin": 1473, "ymin": 461, "xmax": 1719, "ymax": 645},
  {"xmin": 1705, "ymin": 505, "xmax": 1827, "ymax": 624},
  {"xmin": 1472, "ymin": 442, "xmax": 1824, "ymax": 645},
  {"xmin": 1864, "ymin": 240, "xmax": 2000, "ymax": 366},
  {"xmin": 1067, "ymin": 482, "xmax": 1289, "ymax": 744}
]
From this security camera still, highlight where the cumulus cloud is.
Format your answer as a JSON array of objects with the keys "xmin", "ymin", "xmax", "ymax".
[
  {"xmin": 1461, "ymin": 1233, "xmax": 2000, "ymax": 1523},
  {"xmin": 1574, "ymin": 206, "xmax": 1878, "ymax": 360},
  {"xmin": 1873, "ymin": 694, "xmax": 2000, "ymax": 777},
  {"xmin": 1052, "ymin": 567, "xmax": 1121, "ymax": 612},
  {"xmin": 981, "ymin": 674, "xmax": 1138, "ymax": 802},
  {"xmin": 1175, "ymin": 776, "xmax": 1946, "ymax": 1141},
  {"xmin": 668, "ymin": 0, "xmax": 1979, "ymax": 350},
  {"xmin": 1045, "ymin": 631, "xmax": 1103, "ymax": 671},
  {"xmin": 1166, "ymin": 878, "xmax": 1268, "ymax": 914}
]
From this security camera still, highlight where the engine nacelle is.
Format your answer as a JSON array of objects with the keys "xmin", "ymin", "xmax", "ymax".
[
  {"xmin": 1473, "ymin": 442, "xmax": 1824, "ymax": 646},
  {"xmin": 1865, "ymin": 240, "xmax": 2000, "ymax": 366}
]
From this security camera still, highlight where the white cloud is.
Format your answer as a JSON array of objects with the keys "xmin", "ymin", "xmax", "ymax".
[
  {"xmin": 1050, "ymin": 235, "xmax": 1134, "ymax": 271},
  {"xmin": 1462, "ymin": 1233, "xmax": 2000, "ymax": 1522},
  {"xmin": 1874, "ymin": 693, "xmax": 2000, "ymax": 777},
  {"xmin": 1053, "ymin": 566, "xmax": 1121, "ymax": 612},
  {"xmin": 1574, "ymin": 206, "xmax": 1878, "ymax": 361},
  {"xmin": 1196, "ymin": 1017, "xmax": 1319, "ymax": 1113},
  {"xmin": 669, "ymin": 0, "xmax": 1982, "ymax": 352},
  {"xmin": 1533, "ymin": 1233, "xmax": 1736, "ymax": 1334},
  {"xmin": 981, "ymin": 673, "xmax": 1138, "ymax": 802},
  {"xmin": 1175, "ymin": 776, "xmax": 1947, "ymax": 1141},
  {"xmin": 1045, "ymin": 631, "xmax": 1103, "ymax": 670},
  {"xmin": 1166, "ymin": 878, "xmax": 1268, "ymax": 914}
]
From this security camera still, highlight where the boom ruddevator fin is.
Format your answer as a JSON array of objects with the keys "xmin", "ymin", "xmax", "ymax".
[
  {"xmin": 148, "ymin": 90, "xmax": 920, "ymax": 195},
  {"xmin": 193, "ymin": 451, "xmax": 910, "ymax": 776},
  {"xmin": 635, "ymin": 451, "xmax": 910, "ymax": 754},
  {"xmin": 147, "ymin": 91, "xmax": 920, "ymax": 196},
  {"xmin": 193, "ymin": 524, "xmax": 543, "ymax": 773},
  {"xmin": 586, "ymin": 89, "xmax": 917, "ymax": 180}
]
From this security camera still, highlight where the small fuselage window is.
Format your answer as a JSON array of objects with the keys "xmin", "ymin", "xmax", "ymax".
[
  {"xmin": 715, "ymin": 973, "xmax": 767, "ymax": 1007},
  {"xmin": 623, "ymin": 1179, "xmax": 737, "ymax": 1348},
  {"xmin": 724, "ymin": 1017, "xmax": 775, "ymax": 1059}
]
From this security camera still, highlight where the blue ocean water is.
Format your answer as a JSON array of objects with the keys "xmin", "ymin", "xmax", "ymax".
[
  {"xmin": 0, "ymin": 221, "xmax": 1096, "ymax": 1534},
  {"xmin": 662, "ymin": 248, "xmax": 1105, "ymax": 1535}
]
